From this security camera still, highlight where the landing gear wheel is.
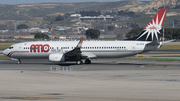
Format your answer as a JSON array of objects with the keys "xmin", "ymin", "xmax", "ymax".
[
  {"xmin": 85, "ymin": 59, "xmax": 91, "ymax": 64},
  {"xmin": 18, "ymin": 59, "xmax": 21, "ymax": 64},
  {"xmin": 76, "ymin": 60, "xmax": 83, "ymax": 65}
]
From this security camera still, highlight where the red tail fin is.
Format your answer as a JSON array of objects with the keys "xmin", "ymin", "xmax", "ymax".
[
  {"xmin": 133, "ymin": 8, "xmax": 167, "ymax": 41},
  {"xmin": 144, "ymin": 8, "xmax": 166, "ymax": 30}
]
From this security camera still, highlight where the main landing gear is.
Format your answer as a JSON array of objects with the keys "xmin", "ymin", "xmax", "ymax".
[
  {"xmin": 76, "ymin": 59, "xmax": 91, "ymax": 65},
  {"xmin": 76, "ymin": 60, "xmax": 83, "ymax": 65},
  {"xmin": 18, "ymin": 59, "xmax": 21, "ymax": 64},
  {"xmin": 85, "ymin": 59, "xmax": 91, "ymax": 64}
]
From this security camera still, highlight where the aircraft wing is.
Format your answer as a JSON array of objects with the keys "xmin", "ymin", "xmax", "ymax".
[
  {"xmin": 65, "ymin": 37, "xmax": 84, "ymax": 57},
  {"xmin": 65, "ymin": 37, "xmax": 96, "ymax": 59}
]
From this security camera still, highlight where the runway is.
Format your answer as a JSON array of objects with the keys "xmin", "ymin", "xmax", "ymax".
[
  {"xmin": 1, "ymin": 58, "xmax": 180, "ymax": 101},
  {"xmin": 1, "ymin": 58, "xmax": 180, "ymax": 71}
]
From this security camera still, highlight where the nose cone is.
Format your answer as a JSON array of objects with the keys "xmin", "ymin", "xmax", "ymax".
[{"xmin": 3, "ymin": 49, "xmax": 8, "ymax": 56}]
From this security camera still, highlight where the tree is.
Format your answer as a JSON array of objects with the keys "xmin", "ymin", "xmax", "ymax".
[
  {"xmin": 164, "ymin": 28, "xmax": 173, "ymax": 39},
  {"xmin": 34, "ymin": 33, "xmax": 49, "ymax": 39},
  {"xmin": 126, "ymin": 28, "xmax": 143, "ymax": 38},
  {"xmin": 85, "ymin": 29, "xmax": 101, "ymax": 39},
  {"xmin": 118, "ymin": 10, "xmax": 135, "ymax": 17},
  {"xmin": 17, "ymin": 24, "xmax": 29, "ymax": 29},
  {"xmin": 130, "ymin": 23, "xmax": 139, "ymax": 28},
  {"xmin": 55, "ymin": 15, "xmax": 64, "ymax": 21},
  {"xmin": 107, "ymin": 25, "xmax": 115, "ymax": 31}
]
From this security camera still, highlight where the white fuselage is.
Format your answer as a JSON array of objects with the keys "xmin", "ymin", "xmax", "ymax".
[{"xmin": 3, "ymin": 40, "xmax": 161, "ymax": 60}]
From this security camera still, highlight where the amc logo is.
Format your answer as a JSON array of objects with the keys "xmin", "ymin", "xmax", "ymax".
[{"xmin": 30, "ymin": 44, "xmax": 50, "ymax": 53}]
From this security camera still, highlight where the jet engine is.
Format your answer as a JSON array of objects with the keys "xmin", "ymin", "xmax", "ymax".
[{"xmin": 49, "ymin": 53, "xmax": 65, "ymax": 62}]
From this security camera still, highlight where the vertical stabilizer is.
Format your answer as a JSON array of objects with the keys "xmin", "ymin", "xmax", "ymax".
[{"xmin": 128, "ymin": 8, "xmax": 167, "ymax": 41}]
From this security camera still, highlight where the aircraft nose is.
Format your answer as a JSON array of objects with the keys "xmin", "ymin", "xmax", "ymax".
[{"xmin": 2, "ymin": 49, "xmax": 8, "ymax": 56}]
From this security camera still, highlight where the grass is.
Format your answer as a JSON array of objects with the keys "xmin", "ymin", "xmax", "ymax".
[
  {"xmin": 0, "ymin": 43, "xmax": 13, "ymax": 49},
  {"xmin": 52, "ymin": 19, "xmax": 76, "ymax": 26},
  {"xmin": 0, "ymin": 55, "xmax": 10, "ymax": 58},
  {"xmin": 157, "ymin": 45, "xmax": 180, "ymax": 50}
]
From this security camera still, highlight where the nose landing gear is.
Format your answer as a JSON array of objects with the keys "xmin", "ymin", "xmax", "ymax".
[{"xmin": 18, "ymin": 59, "xmax": 21, "ymax": 64}]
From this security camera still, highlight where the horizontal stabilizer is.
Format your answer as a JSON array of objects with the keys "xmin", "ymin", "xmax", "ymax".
[
  {"xmin": 146, "ymin": 41, "xmax": 160, "ymax": 46},
  {"xmin": 162, "ymin": 39, "xmax": 176, "ymax": 44}
]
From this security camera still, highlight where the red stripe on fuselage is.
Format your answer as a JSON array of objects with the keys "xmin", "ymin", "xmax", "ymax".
[
  {"xmin": 9, "ymin": 51, "xmax": 29, "ymax": 57},
  {"xmin": 81, "ymin": 50, "xmax": 149, "ymax": 52}
]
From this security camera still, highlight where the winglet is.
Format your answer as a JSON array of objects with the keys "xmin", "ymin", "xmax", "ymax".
[{"xmin": 76, "ymin": 37, "xmax": 84, "ymax": 48}]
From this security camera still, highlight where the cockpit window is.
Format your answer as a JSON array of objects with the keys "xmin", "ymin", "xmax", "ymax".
[{"xmin": 9, "ymin": 47, "xmax": 13, "ymax": 49}]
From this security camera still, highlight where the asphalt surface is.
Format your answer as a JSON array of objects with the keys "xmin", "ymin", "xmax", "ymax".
[
  {"xmin": 0, "ymin": 58, "xmax": 180, "ymax": 71},
  {"xmin": 1, "ymin": 58, "xmax": 180, "ymax": 101}
]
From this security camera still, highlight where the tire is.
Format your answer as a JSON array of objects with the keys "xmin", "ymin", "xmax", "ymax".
[
  {"xmin": 76, "ymin": 60, "xmax": 82, "ymax": 65},
  {"xmin": 18, "ymin": 61, "xmax": 21, "ymax": 64},
  {"xmin": 18, "ymin": 59, "xmax": 21, "ymax": 64},
  {"xmin": 85, "ymin": 59, "xmax": 91, "ymax": 64}
]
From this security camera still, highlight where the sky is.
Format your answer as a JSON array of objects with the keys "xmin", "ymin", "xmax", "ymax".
[{"xmin": 0, "ymin": 0, "xmax": 151, "ymax": 5}]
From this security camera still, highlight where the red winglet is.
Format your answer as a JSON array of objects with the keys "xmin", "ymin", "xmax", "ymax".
[{"xmin": 76, "ymin": 37, "xmax": 84, "ymax": 48}]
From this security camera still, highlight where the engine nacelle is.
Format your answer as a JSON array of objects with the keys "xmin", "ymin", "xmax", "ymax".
[{"xmin": 49, "ymin": 53, "xmax": 65, "ymax": 62}]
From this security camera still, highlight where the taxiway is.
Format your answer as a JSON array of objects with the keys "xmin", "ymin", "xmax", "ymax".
[{"xmin": 0, "ymin": 58, "xmax": 180, "ymax": 101}]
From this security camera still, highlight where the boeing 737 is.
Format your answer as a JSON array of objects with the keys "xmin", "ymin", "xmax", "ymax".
[{"xmin": 3, "ymin": 8, "xmax": 172, "ymax": 64}]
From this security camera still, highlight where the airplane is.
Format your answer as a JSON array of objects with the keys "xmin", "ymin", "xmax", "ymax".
[{"xmin": 2, "ymin": 8, "xmax": 173, "ymax": 64}]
